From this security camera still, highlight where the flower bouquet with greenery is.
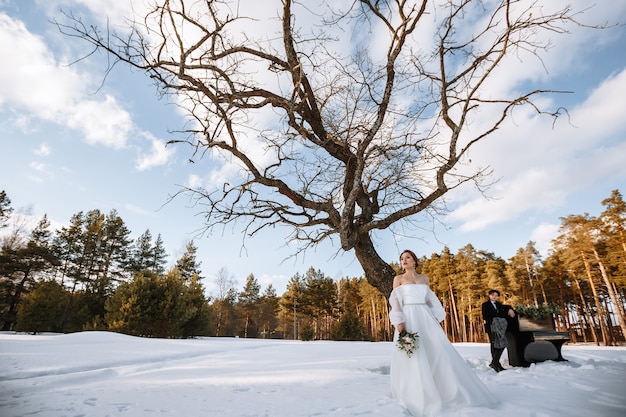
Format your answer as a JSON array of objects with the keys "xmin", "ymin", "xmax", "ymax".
[{"xmin": 397, "ymin": 329, "xmax": 419, "ymax": 357}]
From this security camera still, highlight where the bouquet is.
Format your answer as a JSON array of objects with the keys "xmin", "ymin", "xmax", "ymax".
[{"xmin": 397, "ymin": 329, "xmax": 419, "ymax": 357}]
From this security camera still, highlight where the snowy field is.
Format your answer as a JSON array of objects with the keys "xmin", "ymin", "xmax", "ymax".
[{"xmin": 1, "ymin": 332, "xmax": 625, "ymax": 417}]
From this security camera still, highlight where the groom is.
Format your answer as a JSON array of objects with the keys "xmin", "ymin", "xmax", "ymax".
[{"xmin": 482, "ymin": 289, "xmax": 516, "ymax": 372}]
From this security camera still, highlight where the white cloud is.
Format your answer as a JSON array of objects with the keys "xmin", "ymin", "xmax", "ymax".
[
  {"xmin": 475, "ymin": 1, "xmax": 626, "ymax": 94},
  {"xmin": 1, "ymin": 7, "xmax": 181, "ymax": 174},
  {"xmin": 135, "ymin": 133, "xmax": 175, "ymax": 171},
  {"xmin": 66, "ymin": 95, "xmax": 134, "ymax": 149},
  {"xmin": 446, "ymin": 64, "xmax": 626, "ymax": 232},
  {"xmin": 33, "ymin": 143, "xmax": 51, "ymax": 157},
  {"xmin": 186, "ymin": 174, "xmax": 203, "ymax": 190},
  {"xmin": 0, "ymin": 14, "xmax": 79, "ymax": 109},
  {"xmin": 0, "ymin": 12, "xmax": 133, "ymax": 149},
  {"xmin": 55, "ymin": 0, "xmax": 139, "ymax": 27},
  {"xmin": 27, "ymin": 160, "xmax": 54, "ymax": 184},
  {"xmin": 257, "ymin": 273, "xmax": 289, "ymax": 294},
  {"xmin": 27, "ymin": 174, "xmax": 44, "ymax": 184},
  {"xmin": 123, "ymin": 203, "xmax": 158, "ymax": 218},
  {"xmin": 530, "ymin": 223, "xmax": 561, "ymax": 257},
  {"xmin": 447, "ymin": 168, "xmax": 566, "ymax": 232},
  {"xmin": 568, "ymin": 69, "xmax": 626, "ymax": 136},
  {"xmin": 28, "ymin": 161, "xmax": 47, "ymax": 172}
]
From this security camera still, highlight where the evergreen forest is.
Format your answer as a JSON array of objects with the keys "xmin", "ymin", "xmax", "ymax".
[{"xmin": 1, "ymin": 189, "xmax": 624, "ymax": 345}]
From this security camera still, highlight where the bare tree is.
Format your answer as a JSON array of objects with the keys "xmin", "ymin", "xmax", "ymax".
[
  {"xmin": 213, "ymin": 267, "xmax": 237, "ymax": 336},
  {"xmin": 56, "ymin": 0, "xmax": 593, "ymax": 295}
]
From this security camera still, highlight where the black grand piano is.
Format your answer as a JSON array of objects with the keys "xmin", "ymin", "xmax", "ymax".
[{"xmin": 505, "ymin": 313, "xmax": 571, "ymax": 367}]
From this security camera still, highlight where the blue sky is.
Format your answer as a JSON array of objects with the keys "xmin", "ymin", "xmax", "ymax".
[{"xmin": 1, "ymin": 0, "xmax": 625, "ymax": 296}]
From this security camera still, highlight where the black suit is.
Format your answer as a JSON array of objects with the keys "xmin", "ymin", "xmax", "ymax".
[
  {"xmin": 482, "ymin": 300, "xmax": 511, "ymax": 336},
  {"xmin": 482, "ymin": 300, "xmax": 514, "ymax": 370}
]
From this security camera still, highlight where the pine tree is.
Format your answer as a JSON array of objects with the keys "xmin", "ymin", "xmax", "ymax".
[
  {"xmin": 357, "ymin": 278, "xmax": 389, "ymax": 341},
  {"xmin": 15, "ymin": 280, "xmax": 68, "ymax": 333},
  {"xmin": 211, "ymin": 267, "xmax": 238, "ymax": 337},
  {"xmin": 258, "ymin": 284, "xmax": 279, "ymax": 338},
  {"xmin": 52, "ymin": 211, "xmax": 86, "ymax": 291},
  {"xmin": 129, "ymin": 230, "xmax": 153, "ymax": 275},
  {"xmin": 0, "ymin": 190, "xmax": 12, "ymax": 229},
  {"xmin": 50, "ymin": 210, "xmax": 133, "ymax": 330},
  {"xmin": 238, "ymin": 274, "xmax": 261, "ymax": 338},
  {"xmin": 556, "ymin": 214, "xmax": 613, "ymax": 345},
  {"xmin": 181, "ymin": 273, "xmax": 212, "ymax": 338},
  {"xmin": 453, "ymin": 244, "xmax": 483, "ymax": 342},
  {"xmin": 99, "ymin": 209, "xmax": 132, "ymax": 288},
  {"xmin": 176, "ymin": 241, "xmax": 202, "ymax": 281},
  {"xmin": 599, "ymin": 190, "xmax": 626, "ymax": 331},
  {"xmin": 279, "ymin": 273, "xmax": 304, "ymax": 340},
  {"xmin": 81, "ymin": 209, "xmax": 106, "ymax": 289},
  {"xmin": 484, "ymin": 257, "xmax": 508, "ymax": 296},
  {"xmin": 331, "ymin": 309, "xmax": 365, "ymax": 341},
  {"xmin": 601, "ymin": 190, "xmax": 626, "ymax": 273},
  {"xmin": 106, "ymin": 269, "xmax": 195, "ymax": 338},
  {"xmin": 509, "ymin": 242, "xmax": 544, "ymax": 306},
  {"xmin": 0, "ymin": 215, "xmax": 57, "ymax": 330},
  {"xmin": 150, "ymin": 234, "xmax": 168, "ymax": 275},
  {"xmin": 302, "ymin": 267, "xmax": 338, "ymax": 340},
  {"xmin": 332, "ymin": 278, "xmax": 366, "ymax": 341},
  {"xmin": 540, "ymin": 253, "xmax": 573, "ymax": 333}
]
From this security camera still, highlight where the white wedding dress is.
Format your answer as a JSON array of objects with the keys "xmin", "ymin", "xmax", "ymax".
[{"xmin": 389, "ymin": 284, "xmax": 497, "ymax": 416}]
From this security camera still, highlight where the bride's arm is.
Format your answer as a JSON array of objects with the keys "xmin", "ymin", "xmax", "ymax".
[
  {"xmin": 388, "ymin": 289, "xmax": 406, "ymax": 332},
  {"xmin": 425, "ymin": 288, "xmax": 446, "ymax": 323}
]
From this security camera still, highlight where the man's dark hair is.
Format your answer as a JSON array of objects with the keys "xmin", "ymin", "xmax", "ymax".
[{"xmin": 488, "ymin": 289, "xmax": 501, "ymax": 296}]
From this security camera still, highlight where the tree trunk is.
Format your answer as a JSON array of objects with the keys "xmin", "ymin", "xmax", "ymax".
[
  {"xmin": 557, "ymin": 286, "xmax": 569, "ymax": 333},
  {"xmin": 352, "ymin": 233, "xmax": 395, "ymax": 297},
  {"xmin": 468, "ymin": 303, "xmax": 475, "ymax": 342},
  {"xmin": 613, "ymin": 282, "xmax": 626, "ymax": 339},
  {"xmin": 2, "ymin": 270, "xmax": 32, "ymax": 331},
  {"xmin": 539, "ymin": 280, "xmax": 548, "ymax": 305},
  {"xmin": 216, "ymin": 305, "xmax": 222, "ymax": 337},
  {"xmin": 581, "ymin": 252, "xmax": 610, "ymax": 345},
  {"xmin": 458, "ymin": 297, "xmax": 467, "ymax": 342},
  {"xmin": 381, "ymin": 300, "xmax": 391, "ymax": 341},
  {"xmin": 600, "ymin": 296, "xmax": 616, "ymax": 345},
  {"xmin": 592, "ymin": 249, "xmax": 626, "ymax": 340},
  {"xmin": 448, "ymin": 280, "xmax": 460, "ymax": 343},
  {"xmin": 370, "ymin": 298, "xmax": 377, "ymax": 338},
  {"xmin": 573, "ymin": 275, "xmax": 598, "ymax": 344},
  {"xmin": 523, "ymin": 255, "xmax": 539, "ymax": 307}
]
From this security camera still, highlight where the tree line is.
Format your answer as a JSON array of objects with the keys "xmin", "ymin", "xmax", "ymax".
[{"xmin": 1, "ymin": 189, "xmax": 624, "ymax": 345}]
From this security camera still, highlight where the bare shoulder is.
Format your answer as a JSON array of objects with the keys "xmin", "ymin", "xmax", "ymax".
[
  {"xmin": 392, "ymin": 275, "xmax": 402, "ymax": 288},
  {"xmin": 418, "ymin": 273, "xmax": 430, "ymax": 285}
]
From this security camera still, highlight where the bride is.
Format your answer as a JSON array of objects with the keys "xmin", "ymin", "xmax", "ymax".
[{"xmin": 389, "ymin": 249, "xmax": 498, "ymax": 416}]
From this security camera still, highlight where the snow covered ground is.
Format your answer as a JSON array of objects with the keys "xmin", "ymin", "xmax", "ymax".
[{"xmin": 1, "ymin": 332, "xmax": 625, "ymax": 417}]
